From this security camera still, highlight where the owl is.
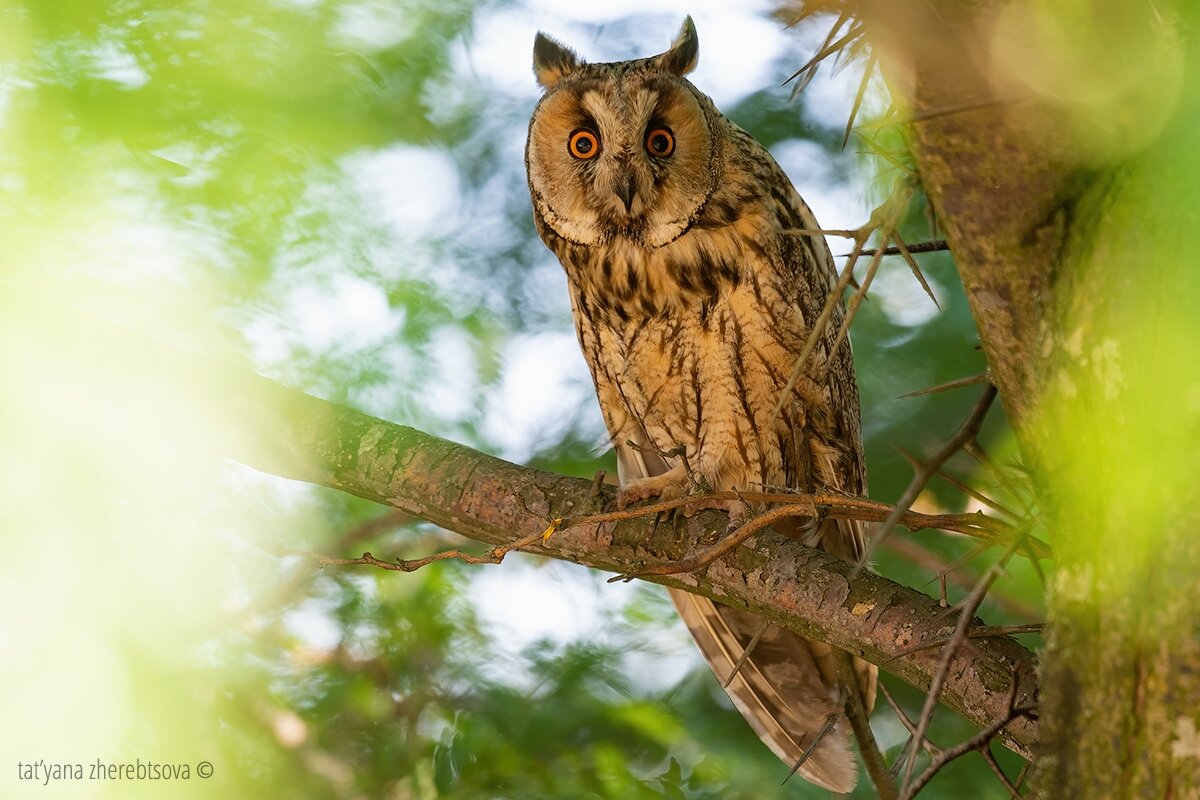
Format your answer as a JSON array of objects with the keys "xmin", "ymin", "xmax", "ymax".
[{"xmin": 525, "ymin": 17, "xmax": 876, "ymax": 792}]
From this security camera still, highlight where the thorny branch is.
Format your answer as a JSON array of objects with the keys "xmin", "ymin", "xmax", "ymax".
[
  {"xmin": 774, "ymin": 9, "xmax": 1050, "ymax": 797},
  {"xmin": 899, "ymin": 673, "xmax": 1036, "ymax": 800},
  {"xmin": 898, "ymin": 372, "xmax": 989, "ymax": 399},
  {"xmin": 775, "ymin": 177, "xmax": 918, "ymax": 420},
  {"xmin": 899, "ymin": 525, "xmax": 1033, "ymax": 794},
  {"xmin": 837, "ymin": 651, "xmax": 898, "ymax": 799},
  {"xmin": 889, "ymin": 624, "xmax": 1044, "ymax": 660},
  {"xmin": 311, "ymin": 486, "xmax": 1049, "ymax": 582},
  {"xmin": 856, "ymin": 383, "xmax": 1001, "ymax": 575}
]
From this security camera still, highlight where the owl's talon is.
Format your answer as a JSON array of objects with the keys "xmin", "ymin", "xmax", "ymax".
[{"xmin": 616, "ymin": 465, "xmax": 689, "ymax": 510}]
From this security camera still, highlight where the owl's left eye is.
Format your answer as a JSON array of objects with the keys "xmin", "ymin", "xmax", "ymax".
[{"xmin": 645, "ymin": 126, "xmax": 675, "ymax": 158}]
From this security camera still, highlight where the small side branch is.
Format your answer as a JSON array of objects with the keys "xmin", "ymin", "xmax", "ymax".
[
  {"xmin": 899, "ymin": 675, "xmax": 1035, "ymax": 800},
  {"xmin": 294, "ymin": 523, "xmax": 554, "ymax": 573},
  {"xmin": 899, "ymin": 527, "xmax": 1033, "ymax": 793},
  {"xmin": 856, "ymin": 383, "xmax": 1000, "ymax": 574},
  {"xmin": 836, "ymin": 652, "xmax": 898, "ymax": 799}
]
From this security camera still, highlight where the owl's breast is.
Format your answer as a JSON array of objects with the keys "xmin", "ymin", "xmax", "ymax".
[
  {"xmin": 576, "ymin": 263, "xmax": 824, "ymax": 495},
  {"xmin": 551, "ymin": 210, "xmax": 780, "ymax": 322}
]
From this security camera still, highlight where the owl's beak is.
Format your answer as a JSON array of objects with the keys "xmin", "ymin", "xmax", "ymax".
[{"xmin": 614, "ymin": 175, "xmax": 637, "ymax": 214}]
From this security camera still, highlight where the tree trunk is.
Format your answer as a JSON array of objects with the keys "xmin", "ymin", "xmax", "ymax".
[{"xmin": 861, "ymin": 0, "xmax": 1200, "ymax": 794}]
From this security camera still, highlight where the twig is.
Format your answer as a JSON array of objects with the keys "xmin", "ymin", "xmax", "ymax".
[
  {"xmin": 899, "ymin": 676, "xmax": 1035, "ymax": 800},
  {"xmin": 980, "ymin": 744, "xmax": 1024, "ymax": 799},
  {"xmin": 293, "ymin": 524, "xmax": 556, "ymax": 574},
  {"xmin": 889, "ymin": 231, "xmax": 942, "ymax": 308},
  {"xmin": 723, "ymin": 619, "xmax": 771, "ymax": 688},
  {"xmin": 828, "ymin": 183, "xmax": 916, "ymax": 360},
  {"xmin": 840, "ymin": 239, "xmax": 950, "ymax": 258},
  {"xmin": 774, "ymin": 180, "xmax": 916, "ymax": 420},
  {"xmin": 857, "ymin": 137, "xmax": 918, "ymax": 176},
  {"xmin": 842, "ymin": 55, "xmax": 877, "ymax": 150},
  {"xmin": 855, "ymin": 383, "xmax": 999, "ymax": 576},
  {"xmin": 568, "ymin": 489, "xmax": 1020, "ymax": 539},
  {"xmin": 782, "ymin": 701, "xmax": 844, "ymax": 783},
  {"xmin": 772, "ymin": 230, "xmax": 865, "ymax": 419},
  {"xmin": 901, "ymin": 709, "xmax": 1034, "ymax": 799},
  {"xmin": 888, "ymin": 624, "xmax": 1044, "ymax": 660},
  {"xmin": 784, "ymin": 17, "xmax": 863, "ymax": 97},
  {"xmin": 879, "ymin": 682, "xmax": 942, "ymax": 755},
  {"xmin": 607, "ymin": 502, "xmax": 816, "ymax": 582},
  {"xmin": 880, "ymin": 681, "xmax": 941, "ymax": 780},
  {"xmin": 898, "ymin": 372, "xmax": 989, "ymax": 399},
  {"xmin": 964, "ymin": 440, "xmax": 1039, "ymax": 522},
  {"xmin": 836, "ymin": 652, "xmax": 897, "ymax": 799},
  {"xmin": 898, "ymin": 527, "xmax": 1031, "ymax": 794},
  {"xmin": 781, "ymin": 227, "xmax": 861, "ymax": 238},
  {"xmin": 860, "ymin": 96, "xmax": 1023, "ymax": 131},
  {"xmin": 1015, "ymin": 761, "xmax": 1032, "ymax": 790},
  {"xmin": 895, "ymin": 446, "xmax": 1022, "ymax": 521}
]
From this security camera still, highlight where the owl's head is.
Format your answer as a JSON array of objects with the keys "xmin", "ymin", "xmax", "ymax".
[{"xmin": 525, "ymin": 18, "xmax": 723, "ymax": 248}]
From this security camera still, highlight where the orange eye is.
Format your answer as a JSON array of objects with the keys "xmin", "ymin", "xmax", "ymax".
[
  {"xmin": 568, "ymin": 129, "xmax": 600, "ymax": 160},
  {"xmin": 645, "ymin": 127, "xmax": 675, "ymax": 158}
]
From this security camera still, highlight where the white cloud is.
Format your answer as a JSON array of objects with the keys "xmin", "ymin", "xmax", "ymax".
[
  {"xmin": 342, "ymin": 145, "xmax": 461, "ymax": 236},
  {"xmin": 480, "ymin": 331, "xmax": 598, "ymax": 462},
  {"xmin": 465, "ymin": 3, "xmax": 790, "ymax": 107},
  {"xmin": 871, "ymin": 263, "xmax": 944, "ymax": 328},
  {"xmin": 771, "ymin": 137, "xmax": 870, "ymax": 251},
  {"xmin": 243, "ymin": 272, "xmax": 399, "ymax": 363}
]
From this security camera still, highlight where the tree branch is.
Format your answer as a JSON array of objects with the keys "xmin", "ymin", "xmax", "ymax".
[
  {"xmin": 63, "ymin": 314, "xmax": 1038, "ymax": 761},
  {"xmin": 224, "ymin": 364, "xmax": 1038, "ymax": 760}
]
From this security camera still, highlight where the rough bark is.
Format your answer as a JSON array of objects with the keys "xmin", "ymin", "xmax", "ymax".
[
  {"xmin": 234, "ymin": 363, "xmax": 1038, "ymax": 760},
  {"xmin": 858, "ymin": 0, "xmax": 1078, "ymax": 432},
  {"xmin": 62, "ymin": 315, "xmax": 1037, "ymax": 759},
  {"xmin": 859, "ymin": 0, "xmax": 1200, "ymax": 795}
]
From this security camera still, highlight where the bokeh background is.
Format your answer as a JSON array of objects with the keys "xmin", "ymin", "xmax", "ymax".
[{"xmin": 0, "ymin": 1, "xmax": 1044, "ymax": 797}]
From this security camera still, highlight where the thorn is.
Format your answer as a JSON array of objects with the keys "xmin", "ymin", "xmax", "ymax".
[
  {"xmin": 841, "ymin": 55, "xmax": 876, "ymax": 150},
  {"xmin": 898, "ymin": 372, "xmax": 989, "ymax": 399},
  {"xmin": 838, "ymin": 239, "xmax": 949, "ymax": 258},
  {"xmin": 783, "ymin": 702, "xmax": 843, "ymax": 784},
  {"xmin": 722, "ymin": 620, "xmax": 771, "ymax": 688}
]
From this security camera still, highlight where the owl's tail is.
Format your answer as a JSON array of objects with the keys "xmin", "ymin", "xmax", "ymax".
[{"xmin": 669, "ymin": 586, "xmax": 876, "ymax": 793}]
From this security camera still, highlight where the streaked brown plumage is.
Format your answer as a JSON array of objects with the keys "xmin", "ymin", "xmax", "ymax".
[{"xmin": 525, "ymin": 17, "xmax": 876, "ymax": 792}]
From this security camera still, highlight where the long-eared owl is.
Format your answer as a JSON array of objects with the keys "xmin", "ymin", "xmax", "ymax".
[{"xmin": 525, "ymin": 17, "xmax": 876, "ymax": 792}]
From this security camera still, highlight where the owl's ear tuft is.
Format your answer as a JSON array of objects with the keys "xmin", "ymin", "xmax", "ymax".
[
  {"xmin": 533, "ymin": 32, "xmax": 582, "ymax": 89},
  {"xmin": 655, "ymin": 16, "xmax": 699, "ymax": 76}
]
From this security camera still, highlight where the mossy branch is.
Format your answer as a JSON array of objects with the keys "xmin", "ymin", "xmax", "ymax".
[{"xmin": 224, "ymin": 362, "xmax": 1038, "ymax": 760}]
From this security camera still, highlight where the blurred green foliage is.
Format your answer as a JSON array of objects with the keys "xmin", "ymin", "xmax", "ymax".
[{"xmin": 0, "ymin": 2, "xmax": 1041, "ymax": 798}]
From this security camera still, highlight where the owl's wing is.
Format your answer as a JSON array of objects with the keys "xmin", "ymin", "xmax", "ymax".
[
  {"xmin": 770, "ymin": 155, "xmax": 879, "ymax": 718},
  {"xmin": 616, "ymin": 441, "xmax": 867, "ymax": 794},
  {"xmin": 766, "ymin": 139, "xmax": 880, "ymax": 739}
]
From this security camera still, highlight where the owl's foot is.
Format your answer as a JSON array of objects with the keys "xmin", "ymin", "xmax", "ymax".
[
  {"xmin": 618, "ymin": 470, "xmax": 748, "ymax": 532},
  {"xmin": 616, "ymin": 465, "xmax": 689, "ymax": 509},
  {"xmin": 676, "ymin": 496, "xmax": 748, "ymax": 533}
]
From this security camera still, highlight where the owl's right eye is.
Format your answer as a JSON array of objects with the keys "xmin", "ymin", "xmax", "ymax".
[{"xmin": 568, "ymin": 129, "xmax": 600, "ymax": 160}]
